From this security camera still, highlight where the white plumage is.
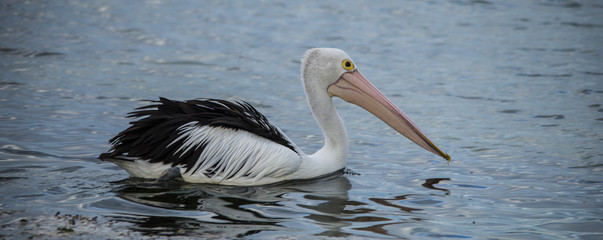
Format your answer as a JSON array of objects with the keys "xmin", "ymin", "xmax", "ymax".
[{"xmin": 176, "ymin": 125, "xmax": 299, "ymax": 183}]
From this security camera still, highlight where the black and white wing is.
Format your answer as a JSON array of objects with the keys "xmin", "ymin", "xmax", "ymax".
[{"xmin": 99, "ymin": 98, "xmax": 301, "ymax": 183}]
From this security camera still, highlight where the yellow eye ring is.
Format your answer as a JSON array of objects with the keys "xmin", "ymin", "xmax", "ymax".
[{"xmin": 342, "ymin": 60, "xmax": 354, "ymax": 71}]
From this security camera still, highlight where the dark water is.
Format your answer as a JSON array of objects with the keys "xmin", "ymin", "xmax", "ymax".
[{"xmin": 1, "ymin": 0, "xmax": 602, "ymax": 239}]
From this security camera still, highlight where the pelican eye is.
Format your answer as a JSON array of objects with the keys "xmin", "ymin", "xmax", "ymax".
[{"xmin": 342, "ymin": 60, "xmax": 354, "ymax": 71}]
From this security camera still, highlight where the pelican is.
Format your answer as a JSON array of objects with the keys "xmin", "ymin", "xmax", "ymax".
[{"xmin": 99, "ymin": 48, "xmax": 450, "ymax": 186}]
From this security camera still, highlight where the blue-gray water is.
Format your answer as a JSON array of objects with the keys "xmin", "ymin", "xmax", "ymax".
[{"xmin": 1, "ymin": 0, "xmax": 602, "ymax": 239}]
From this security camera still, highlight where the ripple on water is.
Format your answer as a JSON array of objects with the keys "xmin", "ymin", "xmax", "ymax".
[
  {"xmin": 534, "ymin": 114, "xmax": 565, "ymax": 119},
  {"xmin": 1, "ymin": 0, "xmax": 602, "ymax": 239},
  {"xmin": 500, "ymin": 109, "xmax": 521, "ymax": 114},
  {"xmin": 0, "ymin": 47, "xmax": 66, "ymax": 58}
]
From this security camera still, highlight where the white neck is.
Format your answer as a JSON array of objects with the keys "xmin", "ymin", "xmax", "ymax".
[
  {"xmin": 308, "ymin": 91, "xmax": 349, "ymax": 159},
  {"xmin": 296, "ymin": 70, "xmax": 349, "ymax": 177}
]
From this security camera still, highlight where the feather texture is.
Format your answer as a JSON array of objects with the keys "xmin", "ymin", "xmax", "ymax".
[{"xmin": 99, "ymin": 98, "xmax": 300, "ymax": 182}]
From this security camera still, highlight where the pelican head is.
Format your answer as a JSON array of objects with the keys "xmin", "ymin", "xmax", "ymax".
[{"xmin": 301, "ymin": 48, "xmax": 450, "ymax": 161}]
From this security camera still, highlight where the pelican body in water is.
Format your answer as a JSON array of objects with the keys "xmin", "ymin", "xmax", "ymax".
[{"xmin": 100, "ymin": 48, "xmax": 450, "ymax": 186}]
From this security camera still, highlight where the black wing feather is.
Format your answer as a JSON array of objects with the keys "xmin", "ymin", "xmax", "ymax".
[{"xmin": 100, "ymin": 98, "xmax": 296, "ymax": 172}]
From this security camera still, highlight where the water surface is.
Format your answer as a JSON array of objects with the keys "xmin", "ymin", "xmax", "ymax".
[{"xmin": 1, "ymin": 0, "xmax": 602, "ymax": 239}]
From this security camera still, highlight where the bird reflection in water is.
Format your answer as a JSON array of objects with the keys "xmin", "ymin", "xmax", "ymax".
[
  {"xmin": 422, "ymin": 178, "xmax": 451, "ymax": 195},
  {"xmin": 106, "ymin": 175, "xmax": 452, "ymax": 238}
]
